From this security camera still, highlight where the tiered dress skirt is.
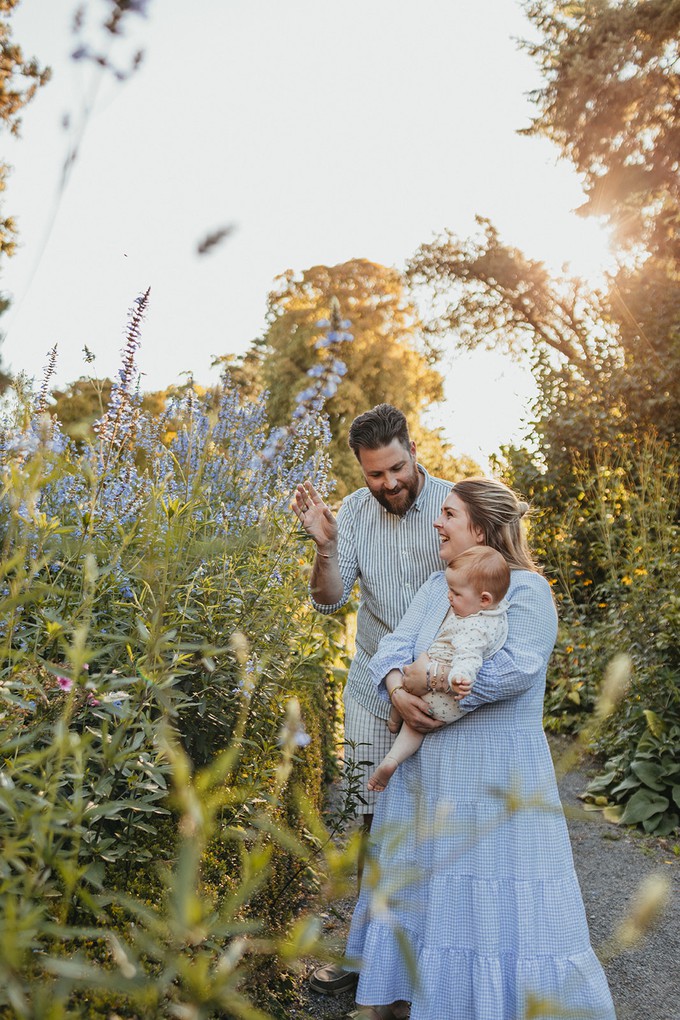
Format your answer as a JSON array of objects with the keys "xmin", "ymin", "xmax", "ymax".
[{"xmin": 346, "ymin": 705, "xmax": 616, "ymax": 1020}]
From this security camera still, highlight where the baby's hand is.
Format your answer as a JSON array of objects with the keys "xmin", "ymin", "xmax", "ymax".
[{"xmin": 449, "ymin": 675, "xmax": 473, "ymax": 700}]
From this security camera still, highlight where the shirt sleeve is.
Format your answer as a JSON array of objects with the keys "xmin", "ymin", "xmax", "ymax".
[
  {"xmin": 310, "ymin": 498, "xmax": 360, "ymax": 614},
  {"xmin": 446, "ymin": 622, "xmax": 489, "ymax": 686},
  {"xmin": 457, "ymin": 573, "xmax": 558, "ymax": 713},
  {"xmin": 368, "ymin": 573, "xmax": 443, "ymax": 699}
]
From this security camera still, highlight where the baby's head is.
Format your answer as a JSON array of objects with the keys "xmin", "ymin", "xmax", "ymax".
[{"xmin": 445, "ymin": 546, "xmax": 510, "ymax": 618}]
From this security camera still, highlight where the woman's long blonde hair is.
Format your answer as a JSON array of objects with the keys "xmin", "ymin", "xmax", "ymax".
[{"xmin": 451, "ymin": 478, "xmax": 539, "ymax": 573}]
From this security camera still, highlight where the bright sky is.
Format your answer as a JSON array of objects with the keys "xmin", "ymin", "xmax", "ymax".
[{"xmin": 3, "ymin": 0, "xmax": 614, "ymax": 467}]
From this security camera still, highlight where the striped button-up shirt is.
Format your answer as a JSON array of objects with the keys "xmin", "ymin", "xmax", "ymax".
[{"xmin": 311, "ymin": 466, "xmax": 453, "ymax": 719}]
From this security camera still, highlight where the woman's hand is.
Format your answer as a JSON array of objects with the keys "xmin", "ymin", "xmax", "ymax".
[
  {"xmin": 388, "ymin": 667, "xmax": 443, "ymax": 733},
  {"xmin": 391, "ymin": 687, "xmax": 444, "ymax": 733},
  {"xmin": 402, "ymin": 651, "xmax": 431, "ymax": 697}
]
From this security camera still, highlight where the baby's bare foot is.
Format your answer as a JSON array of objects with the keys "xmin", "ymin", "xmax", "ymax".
[{"xmin": 367, "ymin": 755, "xmax": 399, "ymax": 792}]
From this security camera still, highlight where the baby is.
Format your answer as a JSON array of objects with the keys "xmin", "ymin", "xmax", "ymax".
[{"xmin": 368, "ymin": 545, "xmax": 510, "ymax": 791}]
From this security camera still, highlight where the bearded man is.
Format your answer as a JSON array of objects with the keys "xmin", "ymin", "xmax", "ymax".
[{"xmin": 292, "ymin": 404, "xmax": 452, "ymax": 997}]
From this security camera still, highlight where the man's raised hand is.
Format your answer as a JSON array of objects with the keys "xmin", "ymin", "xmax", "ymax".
[{"xmin": 291, "ymin": 480, "xmax": 338, "ymax": 553}]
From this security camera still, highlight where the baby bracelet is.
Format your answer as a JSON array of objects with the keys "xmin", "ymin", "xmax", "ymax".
[
  {"xmin": 426, "ymin": 659, "xmax": 440, "ymax": 691},
  {"xmin": 389, "ymin": 685, "xmax": 405, "ymax": 702}
]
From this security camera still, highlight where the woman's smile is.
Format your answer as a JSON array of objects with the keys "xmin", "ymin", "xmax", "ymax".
[{"xmin": 434, "ymin": 492, "xmax": 484, "ymax": 563}]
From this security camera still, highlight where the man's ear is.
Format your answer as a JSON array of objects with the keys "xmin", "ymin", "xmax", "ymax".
[
  {"xmin": 410, "ymin": 440, "xmax": 417, "ymax": 458},
  {"xmin": 480, "ymin": 590, "xmax": 494, "ymax": 607}
]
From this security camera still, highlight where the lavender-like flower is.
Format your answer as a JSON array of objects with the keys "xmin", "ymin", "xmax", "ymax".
[
  {"xmin": 260, "ymin": 297, "xmax": 352, "ymax": 466},
  {"xmin": 93, "ymin": 288, "xmax": 150, "ymax": 455},
  {"xmin": 34, "ymin": 345, "xmax": 58, "ymax": 416}
]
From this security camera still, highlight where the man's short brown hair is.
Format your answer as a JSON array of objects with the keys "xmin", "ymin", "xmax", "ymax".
[{"xmin": 348, "ymin": 404, "xmax": 411, "ymax": 460}]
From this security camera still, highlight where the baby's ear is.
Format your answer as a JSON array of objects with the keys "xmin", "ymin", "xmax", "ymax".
[{"xmin": 480, "ymin": 590, "xmax": 494, "ymax": 607}]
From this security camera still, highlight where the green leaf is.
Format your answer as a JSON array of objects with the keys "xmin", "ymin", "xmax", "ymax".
[
  {"xmin": 642, "ymin": 812, "xmax": 670, "ymax": 835},
  {"xmin": 585, "ymin": 770, "xmax": 619, "ymax": 795},
  {"xmin": 136, "ymin": 618, "xmax": 150, "ymax": 641},
  {"xmin": 643, "ymin": 709, "xmax": 666, "ymax": 739},
  {"xmin": 610, "ymin": 775, "xmax": 641, "ymax": 797},
  {"xmin": 649, "ymin": 813, "xmax": 679, "ymax": 837},
  {"xmin": 619, "ymin": 789, "xmax": 669, "ymax": 826},
  {"xmin": 630, "ymin": 760, "xmax": 666, "ymax": 792}
]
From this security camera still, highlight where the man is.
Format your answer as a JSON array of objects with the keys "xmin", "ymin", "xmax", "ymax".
[{"xmin": 292, "ymin": 404, "xmax": 452, "ymax": 997}]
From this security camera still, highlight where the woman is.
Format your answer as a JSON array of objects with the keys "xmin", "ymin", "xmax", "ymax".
[{"xmin": 346, "ymin": 479, "xmax": 616, "ymax": 1020}]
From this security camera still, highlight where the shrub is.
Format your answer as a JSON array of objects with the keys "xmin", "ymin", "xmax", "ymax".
[
  {"xmin": 539, "ymin": 435, "xmax": 679, "ymax": 833},
  {"xmin": 0, "ymin": 292, "xmax": 357, "ymax": 1017}
]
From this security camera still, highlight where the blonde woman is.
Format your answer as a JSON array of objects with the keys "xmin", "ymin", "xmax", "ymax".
[{"xmin": 346, "ymin": 479, "xmax": 616, "ymax": 1020}]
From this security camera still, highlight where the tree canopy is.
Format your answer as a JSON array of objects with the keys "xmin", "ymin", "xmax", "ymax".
[
  {"xmin": 407, "ymin": 0, "xmax": 680, "ymax": 456},
  {"xmin": 0, "ymin": 0, "xmax": 50, "ymax": 261},
  {"xmin": 521, "ymin": 0, "xmax": 680, "ymax": 259},
  {"xmin": 257, "ymin": 259, "xmax": 476, "ymax": 497},
  {"xmin": 0, "ymin": 0, "xmax": 50, "ymax": 389},
  {"xmin": 408, "ymin": 216, "xmax": 620, "ymax": 379}
]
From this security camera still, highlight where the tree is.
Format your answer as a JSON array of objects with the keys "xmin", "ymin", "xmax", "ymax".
[
  {"xmin": 0, "ymin": 0, "xmax": 50, "ymax": 259},
  {"xmin": 521, "ymin": 0, "xmax": 680, "ymax": 259},
  {"xmin": 0, "ymin": 0, "xmax": 50, "ymax": 389},
  {"xmin": 408, "ymin": 215, "xmax": 679, "ymax": 449},
  {"xmin": 408, "ymin": 216, "xmax": 620, "ymax": 379},
  {"xmin": 258, "ymin": 259, "xmax": 475, "ymax": 497},
  {"xmin": 610, "ymin": 255, "xmax": 680, "ymax": 444}
]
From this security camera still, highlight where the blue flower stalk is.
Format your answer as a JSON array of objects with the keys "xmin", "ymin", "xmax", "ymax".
[
  {"xmin": 93, "ymin": 287, "xmax": 150, "ymax": 458},
  {"xmin": 34, "ymin": 345, "xmax": 59, "ymax": 417},
  {"xmin": 261, "ymin": 297, "xmax": 353, "ymax": 464}
]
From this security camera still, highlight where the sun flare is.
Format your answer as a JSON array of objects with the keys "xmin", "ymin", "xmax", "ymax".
[{"xmin": 535, "ymin": 213, "xmax": 617, "ymax": 287}]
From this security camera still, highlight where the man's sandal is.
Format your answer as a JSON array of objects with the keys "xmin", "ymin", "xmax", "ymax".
[{"xmin": 308, "ymin": 963, "xmax": 359, "ymax": 996}]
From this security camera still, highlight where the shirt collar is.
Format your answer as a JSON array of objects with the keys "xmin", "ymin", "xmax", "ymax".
[{"xmin": 412, "ymin": 464, "xmax": 431, "ymax": 513}]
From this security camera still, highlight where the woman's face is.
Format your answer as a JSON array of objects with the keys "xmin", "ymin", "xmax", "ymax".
[{"xmin": 434, "ymin": 492, "xmax": 485, "ymax": 564}]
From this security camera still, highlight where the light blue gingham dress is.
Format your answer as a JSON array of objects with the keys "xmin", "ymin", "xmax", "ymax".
[{"xmin": 346, "ymin": 569, "xmax": 616, "ymax": 1020}]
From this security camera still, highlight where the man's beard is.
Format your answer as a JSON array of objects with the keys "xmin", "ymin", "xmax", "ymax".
[{"xmin": 374, "ymin": 471, "xmax": 420, "ymax": 517}]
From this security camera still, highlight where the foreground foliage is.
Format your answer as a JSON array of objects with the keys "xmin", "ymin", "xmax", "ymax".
[{"xmin": 0, "ymin": 294, "xmax": 358, "ymax": 1018}]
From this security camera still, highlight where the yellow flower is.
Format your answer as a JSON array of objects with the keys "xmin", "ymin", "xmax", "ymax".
[
  {"xmin": 621, "ymin": 576, "xmax": 633, "ymax": 585},
  {"xmin": 583, "ymin": 579, "xmax": 593, "ymax": 586},
  {"xmin": 565, "ymin": 645, "xmax": 574, "ymax": 654},
  {"xmin": 634, "ymin": 568, "xmax": 647, "ymax": 576}
]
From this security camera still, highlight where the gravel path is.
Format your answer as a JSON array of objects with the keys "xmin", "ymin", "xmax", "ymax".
[{"xmin": 290, "ymin": 739, "xmax": 680, "ymax": 1020}]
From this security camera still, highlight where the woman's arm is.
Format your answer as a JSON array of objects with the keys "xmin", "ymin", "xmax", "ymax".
[{"xmin": 403, "ymin": 574, "xmax": 557, "ymax": 711}]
